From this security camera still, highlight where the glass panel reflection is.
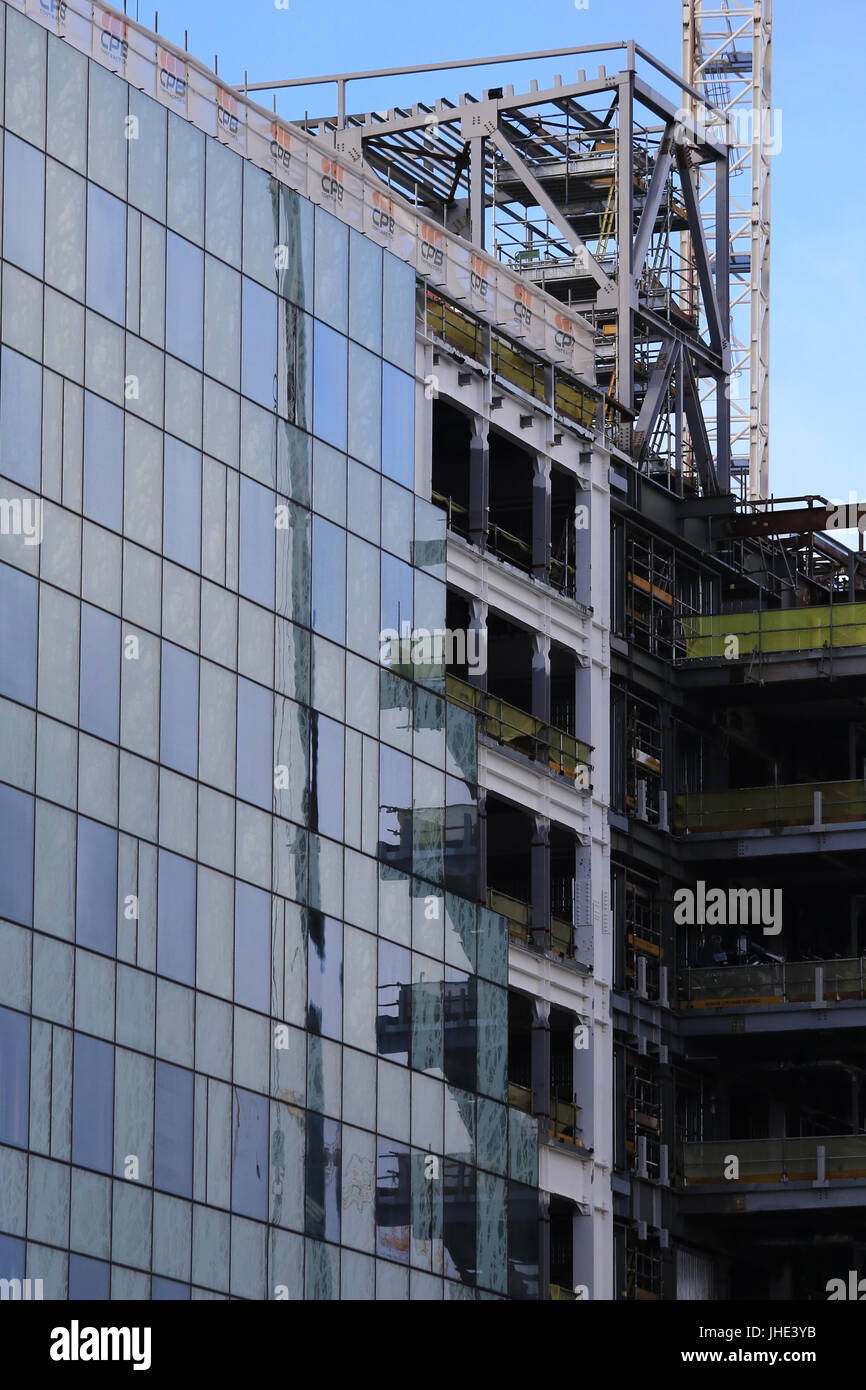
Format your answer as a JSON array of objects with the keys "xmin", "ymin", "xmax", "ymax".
[
  {"xmin": 305, "ymin": 1114, "xmax": 341, "ymax": 1243},
  {"xmin": 307, "ymin": 913, "xmax": 343, "ymax": 1041}
]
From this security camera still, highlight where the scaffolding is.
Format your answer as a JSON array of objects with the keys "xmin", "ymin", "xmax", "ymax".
[
  {"xmin": 682, "ymin": 0, "xmax": 773, "ymax": 499},
  {"xmin": 246, "ymin": 42, "xmax": 733, "ymax": 496}
]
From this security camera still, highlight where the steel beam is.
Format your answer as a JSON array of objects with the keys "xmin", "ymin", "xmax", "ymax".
[
  {"xmin": 674, "ymin": 145, "xmax": 724, "ymax": 353},
  {"xmin": 616, "ymin": 73, "xmax": 635, "ymax": 413},
  {"xmin": 631, "ymin": 124, "xmax": 675, "ymax": 275},
  {"xmin": 682, "ymin": 349, "xmax": 718, "ymax": 495}
]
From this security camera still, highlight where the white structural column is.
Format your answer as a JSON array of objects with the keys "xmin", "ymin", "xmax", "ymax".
[{"xmin": 682, "ymin": 0, "xmax": 772, "ymax": 499}]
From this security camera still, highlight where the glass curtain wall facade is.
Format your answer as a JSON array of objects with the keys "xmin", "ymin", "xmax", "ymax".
[{"xmin": 0, "ymin": 2, "xmax": 537, "ymax": 1299}]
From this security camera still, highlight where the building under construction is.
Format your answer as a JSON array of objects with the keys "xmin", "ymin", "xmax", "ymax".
[{"xmin": 2, "ymin": 0, "xmax": 864, "ymax": 1301}]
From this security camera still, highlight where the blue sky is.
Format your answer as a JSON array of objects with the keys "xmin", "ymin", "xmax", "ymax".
[{"xmin": 147, "ymin": 0, "xmax": 865, "ymax": 505}]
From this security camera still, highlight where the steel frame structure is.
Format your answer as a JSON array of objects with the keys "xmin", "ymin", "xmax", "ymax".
[
  {"xmin": 240, "ymin": 43, "xmax": 733, "ymax": 496},
  {"xmin": 682, "ymin": 0, "xmax": 772, "ymax": 500}
]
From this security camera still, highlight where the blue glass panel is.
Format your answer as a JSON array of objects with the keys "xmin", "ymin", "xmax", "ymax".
[
  {"xmin": 239, "ymin": 475, "xmax": 275, "ymax": 609},
  {"xmin": 0, "ymin": 563, "xmax": 37, "ymax": 706},
  {"xmin": 312, "ymin": 321, "xmax": 347, "ymax": 451},
  {"xmin": 160, "ymin": 642, "xmax": 199, "ymax": 778},
  {"xmin": 86, "ymin": 183, "xmax": 126, "ymax": 324},
  {"xmin": 157, "ymin": 849, "xmax": 196, "ymax": 986},
  {"xmin": 231, "ymin": 1085, "xmax": 268, "ymax": 1221},
  {"xmin": 72, "ymin": 1032, "xmax": 114, "ymax": 1173},
  {"xmin": 165, "ymin": 231, "xmax": 204, "ymax": 368},
  {"xmin": 307, "ymin": 914, "xmax": 342, "ymax": 1041},
  {"xmin": 305, "ymin": 1114, "xmax": 341, "ymax": 1241},
  {"xmin": 0, "ymin": 347, "xmax": 42, "ymax": 491},
  {"xmin": 382, "ymin": 364, "xmax": 414, "ymax": 487},
  {"xmin": 152, "ymin": 1276, "xmax": 190, "ymax": 1299},
  {"xmin": 236, "ymin": 677, "xmax": 272, "ymax": 810},
  {"xmin": 379, "ymin": 745, "xmax": 412, "ymax": 874},
  {"xmin": 234, "ymin": 881, "xmax": 270, "ymax": 1014},
  {"xmin": 0, "ymin": 1235, "xmax": 24, "ymax": 1282},
  {"xmin": 241, "ymin": 276, "xmax": 277, "ymax": 409},
  {"xmin": 83, "ymin": 392, "xmax": 124, "ymax": 533},
  {"xmin": 0, "ymin": 785, "xmax": 33, "ymax": 926},
  {"xmin": 3, "ymin": 133, "xmax": 44, "ymax": 277},
  {"xmin": 69, "ymin": 1254, "xmax": 110, "ymax": 1299},
  {"xmin": 380, "ymin": 551, "xmax": 413, "ymax": 642},
  {"xmin": 0, "ymin": 1005, "xmax": 29, "ymax": 1148},
  {"xmin": 312, "ymin": 714, "xmax": 343, "ymax": 841},
  {"xmin": 377, "ymin": 940, "xmax": 411, "ymax": 1067},
  {"xmin": 375, "ymin": 1136, "xmax": 410, "ymax": 1262},
  {"xmin": 79, "ymin": 602, "xmax": 120, "ymax": 741},
  {"xmin": 76, "ymin": 816, "xmax": 117, "ymax": 955},
  {"xmin": 163, "ymin": 436, "xmax": 202, "ymax": 571},
  {"xmin": 311, "ymin": 515, "xmax": 346, "ymax": 644},
  {"xmin": 154, "ymin": 1060, "xmax": 193, "ymax": 1199}
]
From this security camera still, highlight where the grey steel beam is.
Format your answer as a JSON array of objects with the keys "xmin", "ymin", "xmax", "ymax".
[
  {"xmin": 616, "ymin": 72, "xmax": 635, "ymax": 412},
  {"xmin": 679, "ymin": 1002, "xmax": 866, "ymax": 1037},
  {"xmin": 680, "ymin": 1183, "xmax": 866, "ymax": 1214},
  {"xmin": 675, "ymin": 145, "xmax": 724, "ymax": 353},
  {"xmin": 244, "ymin": 40, "xmax": 725, "ymax": 112},
  {"xmin": 469, "ymin": 136, "xmax": 486, "ymax": 247},
  {"xmin": 633, "ymin": 343, "xmax": 677, "ymax": 457},
  {"xmin": 682, "ymin": 349, "xmax": 718, "ymax": 494},
  {"xmin": 714, "ymin": 154, "xmax": 732, "ymax": 491},
  {"xmin": 632, "ymin": 124, "xmax": 675, "ymax": 275},
  {"xmin": 488, "ymin": 125, "xmax": 613, "ymax": 290},
  {"xmin": 677, "ymin": 825, "xmax": 866, "ymax": 860}
]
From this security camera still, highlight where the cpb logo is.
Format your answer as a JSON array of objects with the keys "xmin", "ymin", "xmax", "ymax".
[
  {"xmin": 321, "ymin": 158, "xmax": 344, "ymax": 203},
  {"xmin": 100, "ymin": 11, "xmax": 128, "ymax": 64},
  {"xmin": 470, "ymin": 253, "xmax": 488, "ymax": 298},
  {"xmin": 554, "ymin": 312, "xmax": 575, "ymax": 350},
  {"xmin": 40, "ymin": 0, "xmax": 67, "ymax": 21},
  {"xmin": 371, "ymin": 192, "xmax": 395, "ymax": 237},
  {"xmin": 218, "ymin": 88, "xmax": 240, "ymax": 136},
  {"xmin": 420, "ymin": 224, "xmax": 444, "ymax": 269},
  {"xmin": 270, "ymin": 122, "xmax": 292, "ymax": 171},
  {"xmin": 515, "ymin": 283, "xmax": 532, "ymax": 327},
  {"xmin": 159, "ymin": 49, "xmax": 187, "ymax": 99}
]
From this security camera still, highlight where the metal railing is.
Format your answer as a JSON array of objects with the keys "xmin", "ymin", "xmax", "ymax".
[
  {"xmin": 488, "ymin": 888, "xmax": 533, "ymax": 945},
  {"xmin": 430, "ymin": 489, "xmax": 471, "ymax": 541},
  {"xmin": 680, "ymin": 603, "xmax": 866, "ymax": 661},
  {"xmin": 550, "ymin": 1096, "xmax": 581, "ymax": 1146},
  {"xmin": 487, "ymin": 521, "xmax": 532, "ymax": 572},
  {"xmin": 486, "ymin": 889, "xmax": 577, "ymax": 961},
  {"xmin": 682, "ymin": 1135, "xmax": 866, "ymax": 1186},
  {"xmin": 424, "ymin": 288, "xmax": 620, "ymax": 437},
  {"xmin": 505, "ymin": 1083, "xmax": 581, "ymax": 1146},
  {"xmin": 675, "ymin": 780, "xmax": 866, "ymax": 834},
  {"xmin": 507, "ymin": 1081, "xmax": 533, "ymax": 1113},
  {"xmin": 447, "ymin": 674, "xmax": 592, "ymax": 785},
  {"xmin": 680, "ymin": 957, "xmax": 866, "ymax": 1009}
]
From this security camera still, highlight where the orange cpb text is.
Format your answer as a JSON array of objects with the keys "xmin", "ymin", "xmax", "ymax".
[
  {"xmin": 218, "ymin": 88, "xmax": 239, "ymax": 119},
  {"xmin": 101, "ymin": 11, "xmax": 127, "ymax": 38},
  {"xmin": 271, "ymin": 122, "xmax": 291, "ymax": 153},
  {"xmin": 159, "ymin": 48, "xmax": 186, "ymax": 79}
]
